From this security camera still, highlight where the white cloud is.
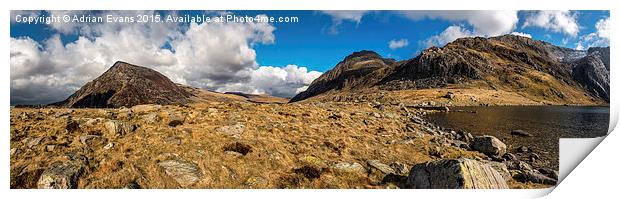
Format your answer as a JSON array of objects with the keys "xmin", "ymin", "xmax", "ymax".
[
  {"xmin": 575, "ymin": 17, "xmax": 610, "ymax": 50},
  {"xmin": 218, "ymin": 65, "xmax": 322, "ymax": 97},
  {"xmin": 10, "ymin": 11, "xmax": 321, "ymax": 105},
  {"xmin": 425, "ymin": 25, "xmax": 474, "ymax": 47},
  {"xmin": 320, "ymin": 10, "xmax": 368, "ymax": 34},
  {"xmin": 510, "ymin": 32, "xmax": 532, "ymax": 38},
  {"xmin": 388, "ymin": 39, "xmax": 409, "ymax": 50},
  {"xmin": 522, "ymin": 11, "xmax": 580, "ymax": 37},
  {"xmin": 399, "ymin": 11, "xmax": 519, "ymax": 36}
]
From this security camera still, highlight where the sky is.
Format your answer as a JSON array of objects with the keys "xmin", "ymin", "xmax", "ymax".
[{"xmin": 10, "ymin": 10, "xmax": 610, "ymax": 105}]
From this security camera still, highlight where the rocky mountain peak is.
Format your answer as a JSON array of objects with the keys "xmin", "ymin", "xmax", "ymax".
[{"xmin": 52, "ymin": 61, "xmax": 193, "ymax": 108}]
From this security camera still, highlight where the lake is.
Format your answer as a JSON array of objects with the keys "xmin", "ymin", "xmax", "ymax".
[{"xmin": 425, "ymin": 106, "xmax": 610, "ymax": 169}]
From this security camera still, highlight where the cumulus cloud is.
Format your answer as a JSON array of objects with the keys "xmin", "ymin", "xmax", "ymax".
[
  {"xmin": 10, "ymin": 11, "xmax": 321, "ymax": 105},
  {"xmin": 425, "ymin": 25, "xmax": 474, "ymax": 47},
  {"xmin": 219, "ymin": 65, "xmax": 322, "ymax": 97},
  {"xmin": 522, "ymin": 11, "xmax": 580, "ymax": 37},
  {"xmin": 320, "ymin": 10, "xmax": 368, "ymax": 34},
  {"xmin": 510, "ymin": 32, "xmax": 532, "ymax": 38},
  {"xmin": 388, "ymin": 39, "xmax": 409, "ymax": 50},
  {"xmin": 575, "ymin": 17, "xmax": 610, "ymax": 50},
  {"xmin": 399, "ymin": 11, "xmax": 518, "ymax": 36}
]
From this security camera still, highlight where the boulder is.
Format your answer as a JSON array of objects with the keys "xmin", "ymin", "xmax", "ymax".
[
  {"xmin": 513, "ymin": 170, "xmax": 557, "ymax": 185},
  {"xmin": 471, "ymin": 135, "xmax": 507, "ymax": 157},
  {"xmin": 104, "ymin": 120, "xmax": 136, "ymax": 137},
  {"xmin": 168, "ymin": 112, "xmax": 186, "ymax": 127},
  {"xmin": 157, "ymin": 159, "xmax": 203, "ymax": 187},
  {"xmin": 511, "ymin": 130, "xmax": 533, "ymax": 137},
  {"xmin": 330, "ymin": 162, "xmax": 366, "ymax": 174},
  {"xmin": 407, "ymin": 158, "xmax": 509, "ymax": 189},
  {"xmin": 367, "ymin": 160, "xmax": 396, "ymax": 182},
  {"xmin": 37, "ymin": 161, "xmax": 85, "ymax": 189}
]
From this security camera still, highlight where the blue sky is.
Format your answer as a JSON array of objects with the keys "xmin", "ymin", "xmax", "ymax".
[
  {"xmin": 11, "ymin": 10, "xmax": 609, "ymax": 72},
  {"xmin": 10, "ymin": 10, "xmax": 610, "ymax": 104}
]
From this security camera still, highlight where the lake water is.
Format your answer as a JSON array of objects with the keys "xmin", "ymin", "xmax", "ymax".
[{"xmin": 425, "ymin": 106, "xmax": 610, "ymax": 169}]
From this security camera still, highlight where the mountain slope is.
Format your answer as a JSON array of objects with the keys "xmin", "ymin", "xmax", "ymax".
[
  {"xmin": 291, "ymin": 35, "xmax": 610, "ymax": 104},
  {"xmin": 290, "ymin": 50, "xmax": 398, "ymax": 102},
  {"xmin": 53, "ymin": 61, "xmax": 193, "ymax": 108}
]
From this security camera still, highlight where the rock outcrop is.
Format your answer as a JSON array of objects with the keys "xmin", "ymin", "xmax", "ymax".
[
  {"xmin": 570, "ymin": 47, "xmax": 610, "ymax": 102},
  {"xmin": 406, "ymin": 158, "xmax": 509, "ymax": 189},
  {"xmin": 53, "ymin": 61, "xmax": 193, "ymax": 108}
]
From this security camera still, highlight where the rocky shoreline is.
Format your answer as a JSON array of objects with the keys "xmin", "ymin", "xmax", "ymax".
[{"xmin": 10, "ymin": 100, "xmax": 558, "ymax": 189}]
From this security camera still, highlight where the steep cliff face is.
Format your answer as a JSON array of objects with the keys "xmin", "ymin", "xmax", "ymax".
[
  {"xmin": 53, "ymin": 61, "xmax": 193, "ymax": 108},
  {"xmin": 571, "ymin": 49, "xmax": 610, "ymax": 102},
  {"xmin": 290, "ymin": 50, "xmax": 398, "ymax": 102},
  {"xmin": 291, "ymin": 35, "xmax": 610, "ymax": 104}
]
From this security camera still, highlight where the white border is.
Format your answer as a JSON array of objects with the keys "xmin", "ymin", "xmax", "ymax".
[{"xmin": 2, "ymin": 0, "xmax": 616, "ymax": 198}]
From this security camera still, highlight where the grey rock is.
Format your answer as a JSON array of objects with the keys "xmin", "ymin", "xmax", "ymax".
[
  {"xmin": 513, "ymin": 170, "xmax": 557, "ymax": 185},
  {"xmin": 511, "ymin": 130, "xmax": 533, "ymax": 137},
  {"xmin": 26, "ymin": 137, "xmax": 43, "ymax": 148},
  {"xmin": 104, "ymin": 120, "xmax": 136, "ymax": 137},
  {"xmin": 168, "ymin": 112, "xmax": 186, "ymax": 127},
  {"xmin": 103, "ymin": 142, "xmax": 114, "ymax": 150},
  {"xmin": 538, "ymin": 168, "xmax": 559, "ymax": 180},
  {"xmin": 331, "ymin": 162, "xmax": 366, "ymax": 174},
  {"xmin": 407, "ymin": 158, "xmax": 509, "ymax": 189},
  {"xmin": 142, "ymin": 113, "xmax": 161, "ymax": 124},
  {"xmin": 505, "ymin": 160, "xmax": 533, "ymax": 171},
  {"xmin": 37, "ymin": 161, "xmax": 85, "ymax": 189},
  {"xmin": 485, "ymin": 161, "xmax": 511, "ymax": 181},
  {"xmin": 157, "ymin": 159, "xmax": 203, "ymax": 187},
  {"xmin": 390, "ymin": 162, "xmax": 410, "ymax": 175},
  {"xmin": 217, "ymin": 123, "xmax": 245, "ymax": 138},
  {"xmin": 471, "ymin": 135, "xmax": 507, "ymax": 157},
  {"xmin": 367, "ymin": 159, "xmax": 395, "ymax": 181}
]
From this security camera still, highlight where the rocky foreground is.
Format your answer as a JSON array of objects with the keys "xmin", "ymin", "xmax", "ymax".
[{"xmin": 10, "ymin": 100, "xmax": 558, "ymax": 189}]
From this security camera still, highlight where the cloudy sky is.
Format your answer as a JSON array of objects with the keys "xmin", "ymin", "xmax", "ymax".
[{"xmin": 10, "ymin": 10, "xmax": 610, "ymax": 105}]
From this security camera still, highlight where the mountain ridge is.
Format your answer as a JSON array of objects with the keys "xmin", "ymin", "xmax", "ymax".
[{"xmin": 291, "ymin": 35, "xmax": 610, "ymax": 104}]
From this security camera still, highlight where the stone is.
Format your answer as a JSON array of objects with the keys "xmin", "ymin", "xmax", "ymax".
[
  {"xmin": 157, "ymin": 160, "xmax": 203, "ymax": 187},
  {"xmin": 470, "ymin": 135, "xmax": 507, "ymax": 157},
  {"xmin": 517, "ymin": 146, "xmax": 529, "ymax": 153},
  {"xmin": 223, "ymin": 142, "xmax": 252, "ymax": 155},
  {"xmin": 45, "ymin": 145, "xmax": 56, "ymax": 152},
  {"xmin": 367, "ymin": 160, "xmax": 396, "ymax": 181},
  {"xmin": 407, "ymin": 158, "xmax": 509, "ymax": 189},
  {"xmin": 505, "ymin": 160, "xmax": 533, "ymax": 171},
  {"xmin": 485, "ymin": 161, "xmax": 511, "ymax": 180},
  {"xmin": 502, "ymin": 153, "xmax": 518, "ymax": 161},
  {"xmin": 330, "ymin": 162, "xmax": 366, "ymax": 174},
  {"xmin": 37, "ymin": 161, "xmax": 85, "ymax": 189},
  {"xmin": 217, "ymin": 123, "xmax": 245, "ymax": 138},
  {"xmin": 103, "ymin": 142, "xmax": 114, "ymax": 150},
  {"xmin": 511, "ymin": 130, "xmax": 533, "ymax": 137},
  {"xmin": 10, "ymin": 148, "xmax": 17, "ymax": 156},
  {"xmin": 390, "ymin": 162, "xmax": 410, "ymax": 175},
  {"xmin": 444, "ymin": 91, "xmax": 455, "ymax": 99},
  {"xmin": 26, "ymin": 137, "xmax": 43, "ymax": 148},
  {"xmin": 538, "ymin": 168, "xmax": 559, "ymax": 180},
  {"xmin": 104, "ymin": 120, "xmax": 136, "ymax": 137},
  {"xmin": 80, "ymin": 135, "xmax": 107, "ymax": 148},
  {"xmin": 142, "ymin": 113, "xmax": 161, "ymax": 124},
  {"xmin": 513, "ymin": 170, "xmax": 557, "ymax": 185},
  {"xmin": 168, "ymin": 112, "xmax": 186, "ymax": 127}
]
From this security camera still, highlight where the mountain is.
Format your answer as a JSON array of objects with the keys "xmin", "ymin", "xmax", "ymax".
[
  {"xmin": 291, "ymin": 35, "xmax": 610, "ymax": 104},
  {"xmin": 289, "ymin": 50, "xmax": 398, "ymax": 102},
  {"xmin": 53, "ymin": 61, "xmax": 193, "ymax": 108}
]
